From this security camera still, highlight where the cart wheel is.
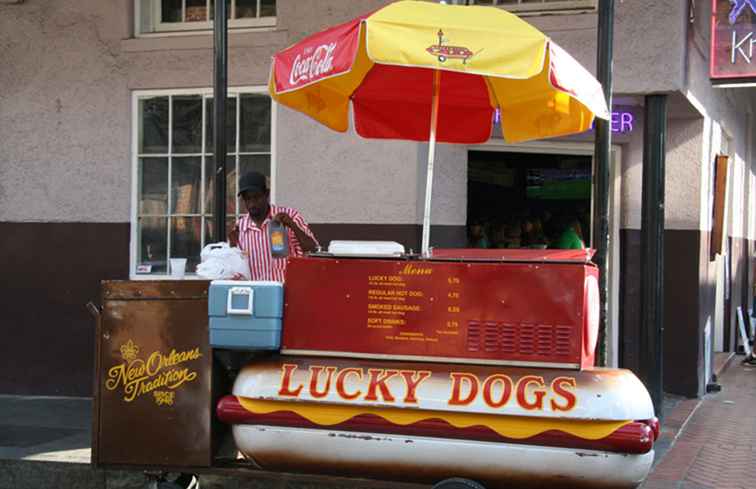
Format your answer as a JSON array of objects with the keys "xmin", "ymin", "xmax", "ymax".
[
  {"xmin": 438, "ymin": 55, "xmax": 447, "ymax": 62},
  {"xmin": 432, "ymin": 478, "xmax": 486, "ymax": 489}
]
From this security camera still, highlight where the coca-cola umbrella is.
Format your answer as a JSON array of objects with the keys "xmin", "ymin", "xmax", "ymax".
[{"xmin": 269, "ymin": 0, "xmax": 609, "ymax": 255}]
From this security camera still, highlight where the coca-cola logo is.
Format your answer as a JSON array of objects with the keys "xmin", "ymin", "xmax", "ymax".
[{"xmin": 289, "ymin": 42, "xmax": 338, "ymax": 86}]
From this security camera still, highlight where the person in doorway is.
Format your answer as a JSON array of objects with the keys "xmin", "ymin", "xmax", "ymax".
[
  {"xmin": 503, "ymin": 218, "xmax": 523, "ymax": 248},
  {"xmin": 521, "ymin": 217, "xmax": 548, "ymax": 248},
  {"xmin": 467, "ymin": 219, "xmax": 490, "ymax": 248},
  {"xmin": 554, "ymin": 218, "xmax": 585, "ymax": 250},
  {"xmin": 490, "ymin": 222, "xmax": 510, "ymax": 249},
  {"xmin": 229, "ymin": 171, "xmax": 319, "ymax": 282}
]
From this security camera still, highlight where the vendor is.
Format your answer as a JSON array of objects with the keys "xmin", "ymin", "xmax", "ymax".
[{"xmin": 229, "ymin": 171, "xmax": 319, "ymax": 282}]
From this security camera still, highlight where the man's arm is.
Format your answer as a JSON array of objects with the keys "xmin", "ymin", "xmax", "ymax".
[{"xmin": 274, "ymin": 212, "xmax": 318, "ymax": 253}]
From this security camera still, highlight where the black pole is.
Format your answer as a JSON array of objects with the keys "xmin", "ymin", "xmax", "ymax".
[
  {"xmin": 213, "ymin": 0, "xmax": 228, "ymax": 242},
  {"xmin": 593, "ymin": 0, "xmax": 614, "ymax": 366},
  {"xmin": 640, "ymin": 94, "xmax": 667, "ymax": 415}
]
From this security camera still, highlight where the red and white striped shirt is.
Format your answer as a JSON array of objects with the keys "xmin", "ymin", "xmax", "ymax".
[{"xmin": 236, "ymin": 205, "xmax": 318, "ymax": 283}]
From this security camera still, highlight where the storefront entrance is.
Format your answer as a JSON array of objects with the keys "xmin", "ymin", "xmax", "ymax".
[{"xmin": 465, "ymin": 142, "xmax": 622, "ymax": 367}]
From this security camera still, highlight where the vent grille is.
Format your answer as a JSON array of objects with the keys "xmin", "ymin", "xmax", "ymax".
[
  {"xmin": 467, "ymin": 321, "xmax": 481, "ymax": 352},
  {"xmin": 466, "ymin": 321, "xmax": 576, "ymax": 361}
]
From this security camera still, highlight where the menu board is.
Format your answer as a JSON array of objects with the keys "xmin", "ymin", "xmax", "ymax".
[
  {"xmin": 283, "ymin": 257, "xmax": 590, "ymax": 366},
  {"xmin": 364, "ymin": 263, "xmax": 462, "ymax": 346}
]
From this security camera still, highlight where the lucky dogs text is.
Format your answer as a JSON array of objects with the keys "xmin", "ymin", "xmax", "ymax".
[{"xmin": 277, "ymin": 364, "xmax": 577, "ymax": 412}]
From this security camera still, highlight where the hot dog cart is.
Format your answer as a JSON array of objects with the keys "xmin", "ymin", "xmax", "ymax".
[{"xmin": 92, "ymin": 246, "xmax": 657, "ymax": 489}]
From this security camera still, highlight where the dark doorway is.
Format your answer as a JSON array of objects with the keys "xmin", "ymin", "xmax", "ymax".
[{"xmin": 466, "ymin": 150, "xmax": 592, "ymax": 250}]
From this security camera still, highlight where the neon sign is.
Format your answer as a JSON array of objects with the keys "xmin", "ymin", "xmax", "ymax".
[
  {"xmin": 493, "ymin": 109, "xmax": 634, "ymax": 134},
  {"xmin": 729, "ymin": 0, "xmax": 756, "ymax": 25},
  {"xmin": 711, "ymin": 0, "xmax": 756, "ymax": 81},
  {"xmin": 609, "ymin": 111, "xmax": 634, "ymax": 133}
]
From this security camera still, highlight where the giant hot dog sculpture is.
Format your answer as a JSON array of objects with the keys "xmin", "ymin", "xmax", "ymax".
[{"xmin": 216, "ymin": 250, "xmax": 657, "ymax": 488}]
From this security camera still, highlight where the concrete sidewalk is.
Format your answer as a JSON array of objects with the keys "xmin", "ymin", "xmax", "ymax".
[
  {"xmin": 0, "ymin": 396, "xmax": 146, "ymax": 488},
  {"xmin": 0, "ymin": 396, "xmax": 91, "ymax": 464}
]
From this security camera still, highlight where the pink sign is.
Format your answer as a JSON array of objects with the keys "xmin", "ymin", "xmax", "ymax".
[{"xmin": 711, "ymin": 0, "xmax": 756, "ymax": 81}]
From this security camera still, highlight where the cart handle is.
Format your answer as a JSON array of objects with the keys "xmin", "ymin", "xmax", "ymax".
[
  {"xmin": 227, "ymin": 287, "xmax": 254, "ymax": 315},
  {"xmin": 86, "ymin": 301, "xmax": 101, "ymax": 319}
]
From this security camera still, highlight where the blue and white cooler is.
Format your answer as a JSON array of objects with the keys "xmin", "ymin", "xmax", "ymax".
[{"xmin": 208, "ymin": 280, "xmax": 284, "ymax": 350}]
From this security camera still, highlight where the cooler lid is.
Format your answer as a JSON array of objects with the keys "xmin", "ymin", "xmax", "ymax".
[
  {"xmin": 327, "ymin": 240, "xmax": 406, "ymax": 257},
  {"xmin": 210, "ymin": 280, "xmax": 283, "ymax": 287}
]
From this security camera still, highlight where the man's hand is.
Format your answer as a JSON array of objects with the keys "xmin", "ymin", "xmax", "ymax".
[
  {"xmin": 228, "ymin": 225, "xmax": 240, "ymax": 247},
  {"xmin": 274, "ymin": 212, "xmax": 295, "ymax": 228}
]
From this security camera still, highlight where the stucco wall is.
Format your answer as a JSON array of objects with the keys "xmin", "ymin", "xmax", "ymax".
[
  {"xmin": 0, "ymin": 0, "xmax": 397, "ymax": 224},
  {"xmin": 1, "ymin": 0, "xmax": 693, "ymax": 226},
  {"xmin": 275, "ymin": 105, "xmax": 422, "ymax": 224},
  {"xmin": 0, "ymin": 0, "xmax": 132, "ymax": 223},
  {"xmin": 529, "ymin": 0, "xmax": 686, "ymax": 95},
  {"xmin": 275, "ymin": 105, "xmax": 467, "ymax": 226},
  {"xmin": 616, "ymin": 112, "xmax": 703, "ymax": 231}
]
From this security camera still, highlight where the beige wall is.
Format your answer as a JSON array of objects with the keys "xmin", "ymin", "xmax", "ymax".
[
  {"xmin": 2, "ymin": 0, "xmax": 753, "ymax": 232},
  {"xmin": 0, "ymin": 0, "xmax": 693, "ymax": 227}
]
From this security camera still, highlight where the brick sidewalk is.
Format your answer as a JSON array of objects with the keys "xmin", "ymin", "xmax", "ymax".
[{"xmin": 642, "ymin": 358, "xmax": 756, "ymax": 489}]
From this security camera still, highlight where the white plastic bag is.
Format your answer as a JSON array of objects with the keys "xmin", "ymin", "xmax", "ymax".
[{"xmin": 196, "ymin": 242, "xmax": 250, "ymax": 280}]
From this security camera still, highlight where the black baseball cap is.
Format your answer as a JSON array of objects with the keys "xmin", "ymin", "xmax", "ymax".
[{"xmin": 237, "ymin": 171, "xmax": 268, "ymax": 196}]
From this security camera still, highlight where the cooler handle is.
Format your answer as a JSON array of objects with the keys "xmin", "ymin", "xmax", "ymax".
[{"xmin": 227, "ymin": 286, "xmax": 254, "ymax": 316}]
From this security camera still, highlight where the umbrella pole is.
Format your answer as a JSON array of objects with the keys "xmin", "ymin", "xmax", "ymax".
[{"xmin": 421, "ymin": 69, "xmax": 441, "ymax": 257}]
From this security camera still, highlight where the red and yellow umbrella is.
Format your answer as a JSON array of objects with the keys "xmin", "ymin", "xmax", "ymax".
[{"xmin": 268, "ymin": 0, "xmax": 609, "ymax": 253}]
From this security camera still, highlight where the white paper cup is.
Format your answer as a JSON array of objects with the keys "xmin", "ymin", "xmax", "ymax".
[{"xmin": 170, "ymin": 258, "xmax": 187, "ymax": 278}]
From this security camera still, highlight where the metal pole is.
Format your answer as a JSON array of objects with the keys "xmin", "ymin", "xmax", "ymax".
[
  {"xmin": 213, "ymin": 0, "xmax": 228, "ymax": 242},
  {"xmin": 640, "ymin": 94, "xmax": 667, "ymax": 415},
  {"xmin": 421, "ymin": 69, "xmax": 441, "ymax": 257},
  {"xmin": 593, "ymin": 0, "xmax": 614, "ymax": 367}
]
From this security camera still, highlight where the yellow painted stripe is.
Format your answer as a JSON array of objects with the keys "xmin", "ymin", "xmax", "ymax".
[{"xmin": 237, "ymin": 397, "xmax": 629, "ymax": 441}]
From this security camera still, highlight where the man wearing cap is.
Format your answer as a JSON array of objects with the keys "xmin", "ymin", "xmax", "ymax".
[{"xmin": 229, "ymin": 171, "xmax": 319, "ymax": 282}]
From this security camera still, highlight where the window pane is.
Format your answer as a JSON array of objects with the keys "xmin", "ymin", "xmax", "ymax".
[
  {"xmin": 139, "ymin": 158, "xmax": 169, "ymax": 215},
  {"xmin": 140, "ymin": 97, "xmax": 168, "ymax": 154},
  {"xmin": 186, "ymin": 0, "xmax": 208, "ymax": 21},
  {"xmin": 209, "ymin": 0, "xmax": 232, "ymax": 19},
  {"xmin": 204, "ymin": 156, "xmax": 238, "ymax": 216},
  {"xmin": 172, "ymin": 156, "xmax": 202, "ymax": 214},
  {"xmin": 239, "ymin": 94, "xmax": 271, "ymax": 152},
  {"xmin": 172, "ymin": 96, "xmax": 203, "ymax": 153},
  {"xmin": 138, "ymin": 217, "xmax": 168, "ymax": 274},
  {"xmin": 205, "ymin": 217, "xmax": 238, "ymax": 244},
  {"xmin": 260, "ymin": 0, "xmax": 276, "ymax": 17},
  {"xmin": 171, "ymin": 217, "xmax": 203, "ymax": 272},
  {"xmin": 239, "ymin": 155, "xmax": 270, "ymax": 183},
  {"xmin": 236, "ymin": 0, "xmax": 257, "ymax": 18},
  {"xmin": 206, "ymin": 97, "xmax": 237, "ymax": 151},
  {"xmin": 161, "ymin": 0, "xmax": 182, "ymax": 22}
]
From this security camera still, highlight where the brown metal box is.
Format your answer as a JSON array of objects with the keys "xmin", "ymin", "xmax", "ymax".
[{"xmin": 93, "ymin": 280, "xmax": 212, "ymax": 468}]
